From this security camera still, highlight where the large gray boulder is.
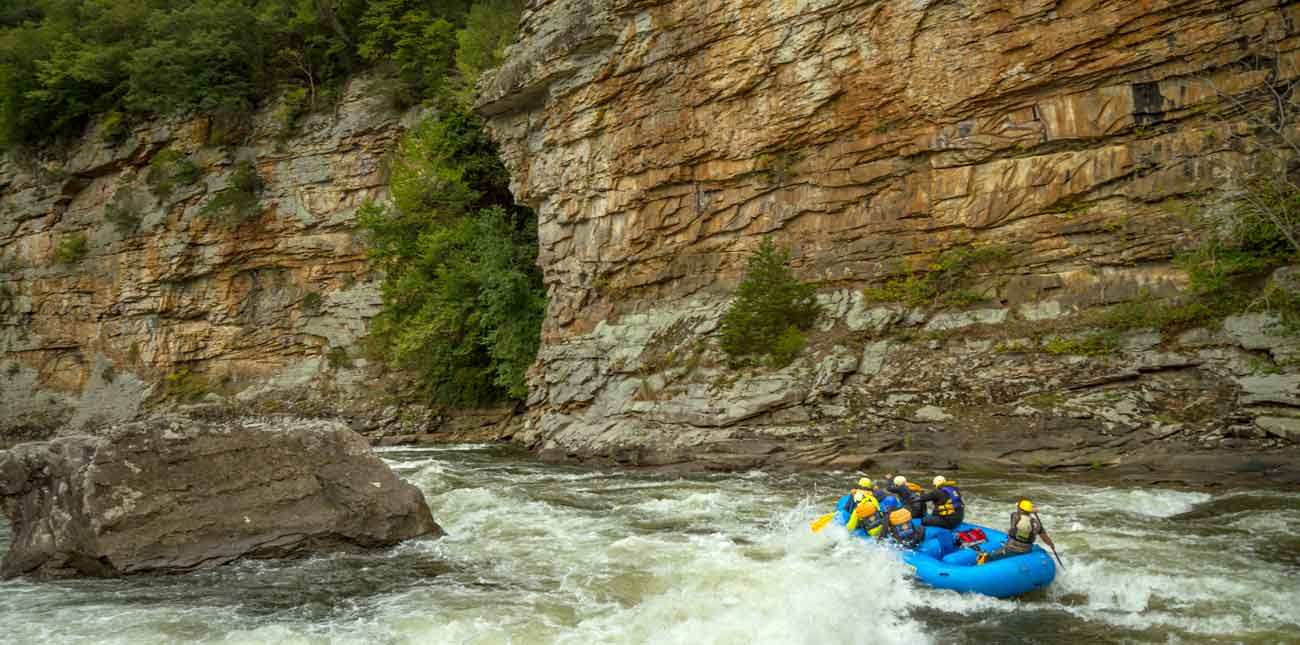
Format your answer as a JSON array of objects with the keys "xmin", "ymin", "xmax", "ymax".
[{"xmin": 0, "ymin": 416, "xmax": 442, "ymax": 579}]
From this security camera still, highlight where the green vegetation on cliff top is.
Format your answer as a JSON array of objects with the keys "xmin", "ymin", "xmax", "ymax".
[{"xmin": 0, "ymin": 0, "xmax": 523, "ymax": 148}]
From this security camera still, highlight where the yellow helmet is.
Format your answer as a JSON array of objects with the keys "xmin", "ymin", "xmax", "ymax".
[
  {"xmin": 932, "ymin": 475, "xmax": 946, "ymax": 487},
  {"xmin": 858, "ymin": 477, "xmax": 872, "ymax": 488},
  {"xmin": 1018, "ymin": 499, "xmax": 1034, "ymax": 513},
  {"xmin": 893, "ymin": 475, "xmax": 907, "ymax": 487}
]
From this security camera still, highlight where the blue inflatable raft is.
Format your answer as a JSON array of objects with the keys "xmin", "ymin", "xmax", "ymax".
[{"xmin": 832, "ymin": 495, "xmax": 1055, "ymax": 598}]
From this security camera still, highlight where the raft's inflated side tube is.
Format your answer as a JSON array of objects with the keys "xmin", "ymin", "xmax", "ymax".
[
  {"xmin": 902, "ymin": 523, "xmax": 1055, "ymax": 598},
  {"xmin": 831, "ymin": 509, "xmax": 1055, "ymax": 598}
]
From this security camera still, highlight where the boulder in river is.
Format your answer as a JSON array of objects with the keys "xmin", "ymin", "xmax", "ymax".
[{"xmin": 0, "ymin": 416, "xmax": 442, "ymax": 580}]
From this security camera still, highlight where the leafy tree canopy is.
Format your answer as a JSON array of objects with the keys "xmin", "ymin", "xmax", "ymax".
[
  {"xmin": 0, "ymin": 0, "xmax": 520, "ymax": 148},
  {"xmin": 360, "ymin": 103, "xmax": 544, "ymax": 405}
]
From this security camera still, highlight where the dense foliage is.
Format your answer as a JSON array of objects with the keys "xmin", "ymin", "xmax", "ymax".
[
  {"xmin": 719, "ymin": 238, "xmax": 821, "ymax": 367},
  {"xmin": 0, "ymin": 0, "xmax": 522, "ymax": 147},
  {"xmin": 2, "ymin": 0, "xmax": 540, "ymax": 405},
  {"xmin": 360, "ymin": 103, "xmax": 544, "ymax": 405}
]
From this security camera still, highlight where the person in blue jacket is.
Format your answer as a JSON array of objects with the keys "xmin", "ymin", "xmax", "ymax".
[{"xmin": 918, "ymin": 475, "xmax": 965, "ymax": 530}]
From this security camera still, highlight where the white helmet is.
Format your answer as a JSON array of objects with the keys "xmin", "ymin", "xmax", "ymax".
[
  {"xmin": 893, "ymin": 475, "xmax": 906, "ymax": 487},
  {"xmin": 933, "ymin": 475, "xmax": 946, "ymax": 487}
]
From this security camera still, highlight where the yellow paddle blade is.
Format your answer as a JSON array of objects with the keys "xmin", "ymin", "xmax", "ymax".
[{"xmin": 809, "ymin": 512, "xmax": 836, "ymax": 533}]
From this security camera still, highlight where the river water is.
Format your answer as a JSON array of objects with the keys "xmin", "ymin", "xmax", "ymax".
[{"xmin": 1, "ymin": 443, "xmax": 1298, "ymax": 644}]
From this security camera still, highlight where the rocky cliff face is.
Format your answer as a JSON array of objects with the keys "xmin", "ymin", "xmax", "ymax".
[
  {"xmin": 0, "ymin": 76, "xmax": 413, "ymax": 441},
  {"xmin": 481, "ymin": 0, "xmax": 1300, "ymax": 481}
]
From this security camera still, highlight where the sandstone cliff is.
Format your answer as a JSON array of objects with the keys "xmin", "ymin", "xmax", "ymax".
[
  {"xmin": 481, "ymin": 0, "xmax": 1300, "ymax": 481},
  {"xmin": 0, "ymin": 76, "xmax": 412, "ymax": 441}
]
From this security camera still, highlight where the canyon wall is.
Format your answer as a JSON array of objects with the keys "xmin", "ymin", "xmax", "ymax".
[
  {"xmin": 481, "ymin": 0, "xmax": 1300, "ymax": 481},
  {"xmin": 0, "ymin": 75, "xmax": 412, "ymax": 442}
]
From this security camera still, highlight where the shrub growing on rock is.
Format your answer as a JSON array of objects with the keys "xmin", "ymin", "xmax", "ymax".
[
  {"xmin": 862, "ymin": 244, "xmax": 1010, "ymax": 307},
  {"xmin": 147, "ymin": 149, "xmax": 204, "ymax": 200},
  {"xmin": 200, "ymin": 160, "xmax": 264, "ymax": 225},
  {"xmin": 719, "ymin": 237, "xmax": 820, "ymax": 367},
  {"xmin": 161, "ymin": 368, "xmax": 214, "ymax": 402},
  {"xmin": 301, "ymin": 290, "xmax": 324, "ymax": 314},
  {"xmin": 105, "ymin": 188, "xmax": 144, "ymax": 236},
  {"xmin": 54, "ymin": 232, "xmax": 88, "ymax": 265}
]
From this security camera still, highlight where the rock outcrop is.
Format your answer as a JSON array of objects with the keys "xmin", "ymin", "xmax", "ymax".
[
  {"xmin": 0, "ymin": 416, "xmax": 441, "ymax": 580},
  {"xmin": 0, "ymin": 74, "xmax": 415, "ymax": 441},
  {"xmin": 480, "ymin": 0, "xmax": 1300, "ymax": 481}
]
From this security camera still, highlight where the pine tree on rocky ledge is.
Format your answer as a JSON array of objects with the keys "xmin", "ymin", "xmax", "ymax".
[{"xmin": 719, "ymin": 237, "xmax": 821, "ymax": 368}]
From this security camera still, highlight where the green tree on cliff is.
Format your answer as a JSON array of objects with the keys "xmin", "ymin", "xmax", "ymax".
[
  {"xmin": 356, "ymin": 0, "xmax": 538, "ymax": 405},
  {"xmin": 360, "ymin": 103, "xmax": 544, "ymax": 405},
  {"xmin": 719, "ymin": 238, "xmax": 821, "ymax": 367}
]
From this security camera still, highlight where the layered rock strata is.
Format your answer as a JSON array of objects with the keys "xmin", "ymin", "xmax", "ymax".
[
  {"xmin": 0, "ymin": 75, "xmax": 413, "ymax": 441},
  {"xmin": 481, "ymin": 0, "xmax": 1300, "ymax": 480},
  {"xmin": 0, "ymin": 416, "xmax": 441, "ymax": 580}
]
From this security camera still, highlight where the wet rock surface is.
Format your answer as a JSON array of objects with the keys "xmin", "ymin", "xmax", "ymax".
[{"xmin": 0, "ymin": 416, "xmax": 441, "ymax": 580}]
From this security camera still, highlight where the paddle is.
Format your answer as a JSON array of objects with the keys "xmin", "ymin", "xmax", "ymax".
[
  {"xmin": 1033, "ymin": 512, "xmax": 1066, "ymax": 570},
  {"xmin": 809, "ymin": 512, "xmax": 836, "ymax": 533}
]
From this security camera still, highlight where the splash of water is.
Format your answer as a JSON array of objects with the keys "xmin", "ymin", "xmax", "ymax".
[{"xmin": 0, "ymin": 444, "xmax": 1297, "ymax": 644}]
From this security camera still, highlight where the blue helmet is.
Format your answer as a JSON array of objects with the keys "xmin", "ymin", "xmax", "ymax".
[{"xmin": 879, "ymin": 495, "xmax": 902, "ymax": 513}]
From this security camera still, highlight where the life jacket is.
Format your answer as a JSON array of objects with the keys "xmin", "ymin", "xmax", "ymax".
[
  {"xmin": 1009, "ymin": 511, "xmax": 1040, "ymax": 545},
  {"xmin": 848, "ymin": 499, "xmax": 885, "ymax": 534},
  {"xmin": 935, "ymin": 484, "xmax": 964, "ymax": 516},
  {"xmin": 956, "ymin": 528, "xmax": 987, "ymax": 547},
  {"xmin": 888, "ymin": 508, "xmax": 917, "ymax": 544}
]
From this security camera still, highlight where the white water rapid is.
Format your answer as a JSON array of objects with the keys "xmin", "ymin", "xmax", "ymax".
[{"xmin": 2, "ymin": 444, "xmax": 1297, "ymax": 644}]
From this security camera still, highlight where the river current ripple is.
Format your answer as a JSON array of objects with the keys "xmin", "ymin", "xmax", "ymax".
[{"xmin": 1, "ymin": 443, "xmax": 1297, "ymax": 644}]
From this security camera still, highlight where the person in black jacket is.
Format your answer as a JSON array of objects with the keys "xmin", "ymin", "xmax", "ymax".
[
  {"xmin": 918, "ymin": 475, "xmax": 965, "ymax": 530},
  {"xmin": 886, "ymin": 475, "xmax": 927, "ymax": 518}
]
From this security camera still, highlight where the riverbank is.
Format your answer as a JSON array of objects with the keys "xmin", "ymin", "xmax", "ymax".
[{"xmin": 366, "ymin": 410, "xmax": 1300, "ymax": 488}]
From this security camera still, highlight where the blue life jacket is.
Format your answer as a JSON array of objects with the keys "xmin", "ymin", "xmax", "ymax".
[{"xmin": 890, "ymin": 516, "xmax": 918, "ymax": 544}]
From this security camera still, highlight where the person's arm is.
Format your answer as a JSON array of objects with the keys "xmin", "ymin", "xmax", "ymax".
[{"xmin": 1037, "ymin": 519, "xmax": 1056, "ymax": 548}]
